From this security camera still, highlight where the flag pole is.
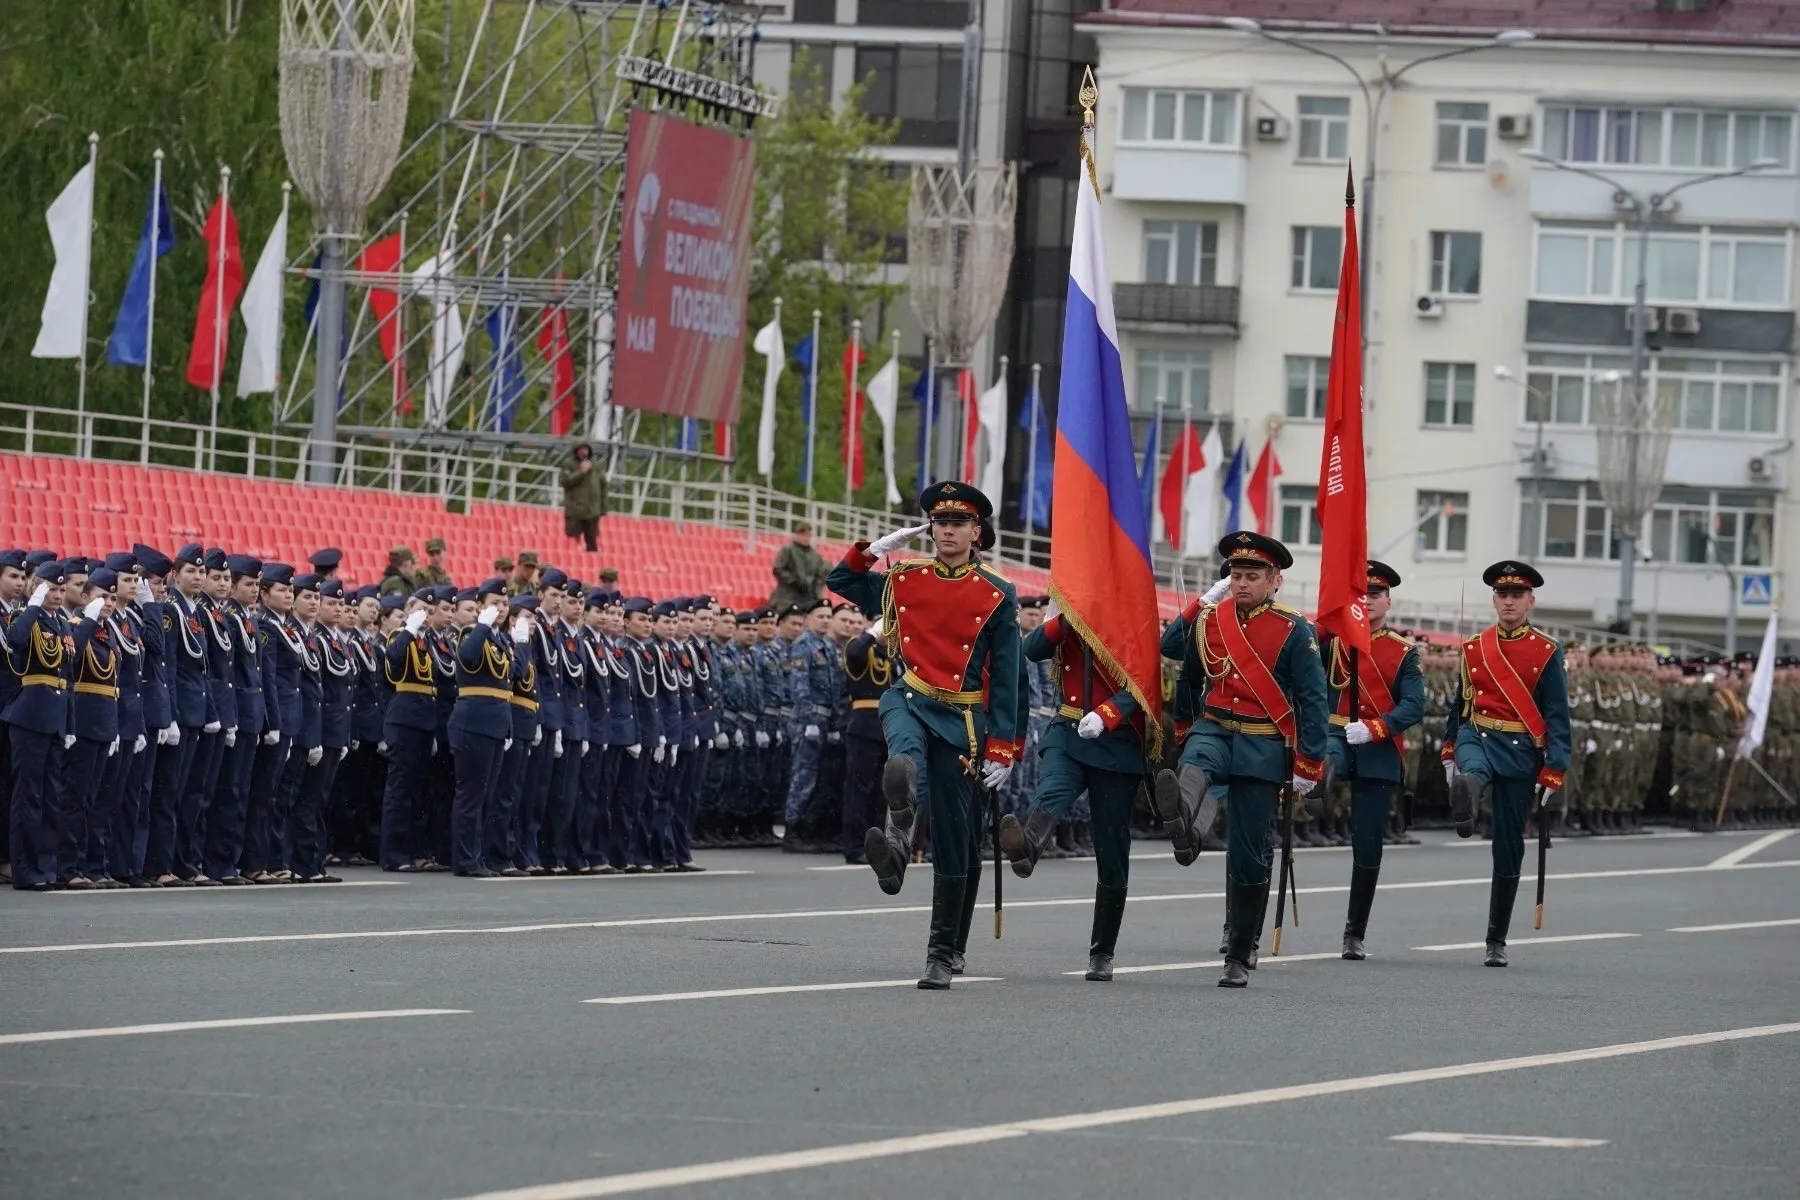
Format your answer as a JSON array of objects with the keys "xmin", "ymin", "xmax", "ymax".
[
  {"xmin": 1025, "ymin": 360, "xmax": 1041, "ymax": 538},
  {"xmin": 922, "ymin": 337, "xmax": 936, "ymax": 484},
  {"xmin": 140, "ymin": 148, "xmax": 163, "ymax": 464},
  {"xmin": 847, "ymin": 317, "xmax": 861, "ymax": 509},
  {"xmin": 888, "ymin": 328, "xmax": 902, "ymax": 513},
  {"xmin": 209, "ymin": 165, "xmax": 231, "ymax": 470},
  {"xmin": 76, "ymin": 132, "xmax": 98, "ymax": 459},
  {"xmin": 807, "ymin": 307, "xmax": 821, "ymax": 501},
  {"xmin": 395, "ymin": 210, "xmax": 408, "ymax": 428}
]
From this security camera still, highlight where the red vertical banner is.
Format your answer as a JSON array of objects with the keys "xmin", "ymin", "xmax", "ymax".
[
  {"xmin": 959, "ymin": 369, "xmax": 980, "ymax": 482},
  {"xmin": 1313, "ymin": 166, "xmax": 1370, "ymax": 654},
  {"xmin": 355, "ymin": 234, "xmax": 411, "ymax": 414},
  {"xmin": 842, "ymin": 340, "xmax": 867, "ymax": 489},
  {"xmin": 538, "ymin": 305, "xmax": 575, "ymax": 436},
  {"xmin": 184, "ymin": 195, "xmax": 243, "ymax": 389}
]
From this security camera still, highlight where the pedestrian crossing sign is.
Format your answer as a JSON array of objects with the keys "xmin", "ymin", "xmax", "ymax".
[{"xmin": 1740, "ymin": 574, "xmax": 1773, "ymax": 606}]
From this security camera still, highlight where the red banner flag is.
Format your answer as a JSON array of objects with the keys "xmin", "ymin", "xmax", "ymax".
[
  {"xmin": 537, "ymin": 305, "xmax": 575, "ymax": 436},
  {"xmin": 1247, "ymin": 440, "xmax": 1282, "ymax": 535},
  {"xmin": 355, "ymin": 234, "xmax": 411, "ymax": 415},
  {"xmin": 1314, "ymin": 166, "xmax": 1370, "ymax": 654},
  {"xmin": 184, "ymin": 194, "xmax": 244, "ymax": 390},
  {"xmin": 1157, "ymin": 422, "xmax": 1204, "ymax": 549},
  {"xmin": 842, "ymin": 340, "xmax": 867, "ymax": 490},
  {"xmin": 959, "ymin": 369, "xmax": 979, "ymax": 483},
  {"xmin": 715, "ymin": 422, "xmax": 733, "ymax": 457}
]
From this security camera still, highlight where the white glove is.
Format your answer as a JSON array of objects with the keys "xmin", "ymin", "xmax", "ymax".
[
  {"xmin": 165, "ymin": 723, "xmax": 181, "ymax": 746},
  {"xmin": 1443, "ymin": 761, "xmax": 1457, "ymax": 786},
  {"xmin": 132, "ymin": 734, "xmax": 146, "ymax": 754},
  {"xmin": 1291, "ymin": 774, "xmax": 1314, "ymax": 796},
  {"xmin": 532, "ymin": 726, "xmax": 543, "ymax": 748},
  {"xmin": 803, "ymin": 724, "xmax": 821, "ymax": 741},
  {"xmin": 626, "ymin": 743, "xmax": 642, "ymax": 759},
  {"xmin": 135, "ymin": 579, "xmax": 154, "ymax": 605},
  {"xmin": 477, "ymin": 605, "xmax": 500, "ymax": 628},
  {"xmin": 714, "ymin": 732, "xmax": 730, "ymax": 750},
  {"xmin": 980, "ymin": 759, "xmax": 1012, "ymax": 790},
  {"xmin": 581, "ymin": 741, "xmax": 590, "ymax": 756},
  {"xmin": 1345, "ymin": 721, "xmax": 1373, "ymax": 746},
  {"xmin": 306, "ymin": 746, "xmax": 323, "ymax": 766},
  {"xmin": 827, "ymin": 731, "xmax": 841, "ymax": 745},
  {"xmin": 1077, "ymin": 711, "xmax": 1105, "ymax": 739},
  {"xmin": 1585, "ymin": 738, "xmax": 1599, "ymax": 755},
  {"xmin": 431, "ymin": 739, "xmax": 438, "ymax": 756},
  {"xmin": 350, "ymin": 739, "xmax": 360, "ymax": 751},
  {"xmin": 28, "ymin": 582, "xmax": 49, "ymax": 608},
  {"xmin": 1043, "ymin": 598, "xmax": 1060, "ymax": 623},
  {"xmin": 156, "ymin": 725, "xmax": 169, "ymax": 746},
  {"xmin": 511, "ymin": 616, "xmax": 532, "ymax": 644},
  {"xmin": 1536, "ymin": 784, "xmax": 1556, "ymax": 810},
  {"xmin": 262, "ymin": 729, "xmax": 280, "ymax": 746},
  {"xmin": 776, "ymin": 729, "xmax": 786, "ymax": 746},
  {"xmin": 405, "ymin": 611, "xmax": 427, "ymax": 636},
  {"xmin": 377, "ymin": 741, "xmax": 388, "ymax": 755},
  {"xmin": 755, "ymin": 731, "xmax": 770, "ymax": 748},
  {"xmin": 867, "ymin": 617, "xmax": 884, "ymax": 639},
  {"xmin": 553, "ymin": 730, "xmax": 564, "ymax": 758},
  {"xmin": 653, "ymin": 744, "xmax": 665, "ymax": 763},
  {"xmin": 688, "ymin": 734, "xmax": 699, "ymax": 750},
  {"xmin": 733, "ymin": 731, "xmax": 745, "ymax": 749},
  {"xmin": 225, "ymin": 729, "xmax": 237, "ymax": 748},
  {"xmin": 1202, "ymin": 576, "xmax": 1233, "ymax": 606},
  {"xmin": 204, "ymin": 721, "xmax": 222, "ymax": 734},
  {"xmin": 504, "ymin": 737, "xmax": 514, "ymax": 753},
  {"xmin": 63, "ymin": 734, "xmax": 76, "ymax": 750},
  {"xmin": 82, "ymin": 597, "xmax": 106, "ymax": 622},
  {"xmin": 657, "ymin": 735, "xmax": 667, "ymax": 747},
  {"xmin": 107, "ymin": 737, "xmax": 119, "ymax": 757},
  {"xmin": 339, "ymin": 746, "xmax": 349, "ymax": 761},
  {"xmin": 868, "ymin": 522, "xmax": 930, "ymax": 559},
  {"xmin": 669, "ymin": 746, "xmax": 679, "ymax": 766}
]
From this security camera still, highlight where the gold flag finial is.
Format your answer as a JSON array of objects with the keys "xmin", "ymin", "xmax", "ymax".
[{"xmin": 1079, "ymin": 65, "xmax": 1098, "ymax": 127}]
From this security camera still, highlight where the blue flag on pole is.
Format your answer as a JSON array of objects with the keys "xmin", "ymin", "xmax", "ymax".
[
  {"xmin": 792, "ymin": 333, "xmax": 817, "ymax": 486},
  {"xmin": 107, "ymin": 182, "xmax": 176, "ymax": 367},
  {"xmin": 1137, "ymin": 409, "xmax": 1162, "ymax": 535},
  {"xmin": 679, "ymin": 417, "xmax": 700, "ymax": 452},
  {"xmin": 1221, "ymin": 438, "xmax": 1250, "ymax": 535},
  {"xmin": 484, "ymin": 300, "xmax": 525, "ymax": 432},
  {"xmin": 1017, "ymin": 379, "xmax": 1053, "ymax": 528},
  {"xmin": 911, "ymin": 367, "xmax": 938, "ymax": 488}
]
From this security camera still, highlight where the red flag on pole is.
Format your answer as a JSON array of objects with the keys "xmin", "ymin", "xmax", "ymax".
[
  {"xmin": 959, "ymin": 369, "xmax": 979, "ymax": 482},
  {"xmin": 1314, "ymin": 165, "xmax": 1370, "ymax": 654},
  {"xmin": 842, "ymin": 340, "xmax": 868, "ymax": 490},
  {"xmin": 184, "ymin": 195, "xmax": 243, "ymax": 389},
  {"xmin": 1157, "ymin": 422, "xmax": 1205, "ymax": 549},
  {"xmin": 715, "ymin": 422, "xmax": 733, "ymax": 457},
  {"xmin": 1247, "ymin": 440, "xmax": 1283, "ymax": 535},
  {"xmin": 537, "ymin": 305, "xmax": 575, "ymax": 436},
  {"xmin": 354, "ymin": 234, "xmax": 411, "ymax": 414}
]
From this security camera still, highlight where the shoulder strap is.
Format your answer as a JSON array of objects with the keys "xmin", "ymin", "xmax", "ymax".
[
  {"xmin": 1477, "ymin": 626, "xmax": 1548, "ymax": 745},
  {"xmin": 1209, "ymin": 605, "xmax": 1295, "ymax": 743}
]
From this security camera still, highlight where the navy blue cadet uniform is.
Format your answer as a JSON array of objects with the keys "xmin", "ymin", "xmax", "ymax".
[
  {"xmin": 543, "ymin": 580, "xmax": 588, "ymax": 871},
  {"xmin": 516, "ymin": 572, "xmax": 566, "ymax": 870},
  {"xmin": 1442, "ymin": 560, "xmax": 1571, "ymax": 967},
  {"xmin": 643, "ymin": 602, "xmax": 687, "ymax": 869},
  {"xmin": 279, "ymin": 575, "xmax": 328, "ymax": 879},
  {"xmin": 5, "ymin": 560, "xmax": 75, "ymax": 889},
  {"xmin": 575, "ymin": 591, "xmax": 616, "ymax": 871},
  {"xmin": 60, "ymin": 569, "xmax": 124, "ymax": 886},
  {"xmin": 202, "ymin": 554, "xmax": 264, "ymax": 882},
  {"xmin": 292, "ymin": 579, "xmax": 353, "ymax": 881},
  {"xmin": 244, "ymin": 563, "xmax": 299, "ymax": 879},
  {"xmin": 98, "ymin": 554, "xmax": 155, "ymax": 883},
  {"xmin": 0, "ymin": 548, "xmax": 26, "ymax": 877},
  {"xmin": 598, "ymin": 597, "xmax": 641, "ymax": 870},
  {"xmin": 178, "ymin": 548, "xmax": 238, "ymax": 884},
  {"xmin": 449, "ymin": 582, "xmax": 525, "ymax": 875},
  {"xmin": 340, "ymin": 590, "xmax": 391, "ymax": 861},
  {"xmin": 123, "ymin": 545, "xmax": 173, "ymax": 883},
  {"xmin": 1322, "ymin": 560, "xmax": 1426, "ymax": 959},
  {"xmin": 146, "ymin": 545, "xmax": 211, "ymax": 884},
  {"xmin": 619, "ymin": 599, "xmax": 663, "ymax": 869},
  {"xmin": 380, "ymin": 592, "xmax": 439, "ymax": 869},
  {"xmin": 666, "ymin": 606, "xmax": 711, "ymax": 868},
  {"xmin": 722, "ymin": 613, "xmax": 764, "ymax": 837},
  {"xmin": 495, "ymin": 599, "xmax": 541, "ymax": 873},
  {"xmin": 841, "ymin": 628, "xmax": 892, "ymax": 862}
]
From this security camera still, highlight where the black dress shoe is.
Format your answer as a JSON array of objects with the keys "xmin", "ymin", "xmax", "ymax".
[
  {"xmin": 1484, "ymin": 941, "xmax": 1508, "ymax": 967},
  {"xmin": 162, "ymin": 877, "xmax": 195, "ymax": 888},
  {"xmin": 947, "ymin": 950, "xmax": 966, "ymax": 976},
  {"xmin": 679, "ymin": 862, "xmax": 706, "ymax": 872},
  {"xmin": 125, "ymin": 876, "xmax": 153, "ymax": 889},
  {"xmin": 454, "ymin": 868, "xmax": 496, "ymax": 878},
  {"xmin": 1342, "ymin": 934, "xmax": 1366, "ymax": 961},
  {"xmin": 499, "ymin": 866, "xmax": 529, "ymax": 878},
  {"xmin": 1218, "ymin": 960, "xmax": 1250, "ymax": 988},
  {"xmin": 218, "ymin": 875, "xmax": 251, "ymax": 886},
  {"xmin": 1085, "ymin": 954, "xmax": 1114, "ymax": 982},
  {"xmin": 917, "ymin": 956, "xmax": 954, "ymax": 990}
]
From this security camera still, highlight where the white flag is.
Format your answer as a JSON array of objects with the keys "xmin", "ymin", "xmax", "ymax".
[
  {"xmin": 1184, "ymin": 424, "xmax": 1224, "ymax": 557},
  {"xmin": 1737, "ymin": 612, "xmax": 1780, "ymax": 759},
  {"xmin": 590, "ymin": 310, "xmax": 615, "ymax": 441},
  {"xmin": 412, "ymin": 253, "xmax": 466, "ymax": 429},
  {"xmin": 752, "ymin": 313, "xmax": 784, "ymax": 478},
  {"xmin": 32, "ymin": 162, "xmax": 96, "ymax": 360},
  {"xmin": 236, "ymin": 207, "xmax": 288, "ymax": 396},
  {"xmin": 976, "ymin": 375, "xmax": 1008, "ymax": 503},
  {"xmin": 865, "ymin": 354, "xmax": 902, "ymax": 506}
]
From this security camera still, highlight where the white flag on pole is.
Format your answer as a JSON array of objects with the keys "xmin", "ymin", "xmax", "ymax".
[
  {"xmin": 752, "ymin": 313, "xmax": 784, "ymax": 478},
  {"xmin": 1184, "ymin": 424, "xmax": 1224, "ymax": 557},
  {"xmin": 976, "ymin": 375, "xmax": 1008, "ymax": 503},
  {"xmin": 590, "ymin": 309, "xmax": 615, "ymax": 441},
  {"xmin": 865, "ymin": 353, "xmax": 902, "ymax": 505},
  {"xmin": 236, "ymin": 207, "xmax": 288, "ymax": 395},
  {"xmin": 32, "ymin": 162, "xmax": 96, "ymax": 360},
  {"xmin": 1737, "ymin": 611, "xmax": 1780, "ymax": 760},
  {"xmin": 411, "ymin": 253, "xmax": 466, "ymax": 429}
]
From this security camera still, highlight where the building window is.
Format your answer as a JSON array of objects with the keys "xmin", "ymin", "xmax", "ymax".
[
  {"xmin": 1279, "ymin": 484, "xmax": 1324, "ymax": 547},
  {"xmin": 1430, "ymin": 231, "xmax": 1482, "ymax": 295},
  {"xmin": 1417, "ymin": 491, "xmax": 1469, "ymax": 555},
  {"xmin": 1435, "ymin": 102, "xmax": 1489, "ymax": 167},
  {"xmin": 1542, "ymin": 104, "xmax": 1794, "ymax": 171},
  {"xmin": 1142, "ymin": 220, "xmax": 1218, "ymax": 286},
  {"xmin": 1291, "ymin": 226, "xmax": 1342, "ymax": 291},
  {"xmin": 1533, "ymin": 222, "xmax": 1791, "ymax": 308},
  {"xmin": 1136, "ymin": 349, "xmax": 1212, "ymax": 412},
  {"xmin": 1297, "ymin": 96, "xmax": 1351, "ymax": 162},
  {"xmin": 1524, "ymin": 352, "xmax": 1784, "ymax": 434},
  {"xmin": 1423, "ymin": 362, "xmax": 1476, "ymax": 427},
  {"xmin": 1119, "ymin": 88, "xmax": 1241, "ymax": 147},
  {"xmin": 1529, "ymin": 482, "xmax": 1775, "ymax": 568},
  {"xmin": 854, "ymin": 45, "xmax": 962, "ymax": 146},
  {"xmin": 791, "ymin": 0, "xmax": 838, "ymax": 24},
  {"xmin": 1285, "ymin": 355, "xmax": 1329, "ymax": 420}
]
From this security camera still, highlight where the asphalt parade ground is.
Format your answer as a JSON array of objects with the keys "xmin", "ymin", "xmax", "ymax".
[{"xmin": 3, "ymin": 827, "xmax": 1798, "ymax": 1200}]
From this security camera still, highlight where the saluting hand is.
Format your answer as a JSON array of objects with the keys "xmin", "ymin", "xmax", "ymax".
[
  {"xmin": 868, "ymin": 523, "xmax": 930, "ymax": 559},
  {"xmin": 405, "ymin": 611, "xmax": 428, "ymax": 636},
  {"xmin": 28, "ymin": 582, "xmax": 50, "ymax": 609},
  {"xmin": 82, "ymin": 597, "xmax": 106, "ymax": 622},
  {"xmin": 1201, "ymin": 576, "xmax": 1232, "ymax": 606}
]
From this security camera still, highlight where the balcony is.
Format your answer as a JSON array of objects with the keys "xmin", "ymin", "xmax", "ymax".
[
  {"xmin": 1528, "ymin": 165, "xmax": 1800, "ymax": 224},
  {"xmin": 1113, "ymin": 283, "xmax": 1240, "ymax": 334},
  {"xmin": 1110, "ymin": 145, "xmax": 1247, "ymax": 206}
]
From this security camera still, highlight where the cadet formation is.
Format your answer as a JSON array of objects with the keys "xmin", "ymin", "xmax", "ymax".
[{"xmin": 5, "ymin": 487, "xmax": 1791, "ymax": 991}]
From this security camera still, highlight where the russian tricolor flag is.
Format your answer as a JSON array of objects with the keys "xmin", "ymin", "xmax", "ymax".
[{"xmin": 1049, "ymin": 124, "xmax": 1163, "ymax": 750}]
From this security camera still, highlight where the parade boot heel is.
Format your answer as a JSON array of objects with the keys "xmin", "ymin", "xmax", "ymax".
[
  {"xmin": 950, "ymin": 859, "xmax": 981, "ymax": 975},
  {"xmin": 1451, "ymin": 772, "xmax": 1481, "ymax": 839},
  {"xmin": 1342, "ymin": 862, "xmax": 1380, "ymax": 960},
  {"xmin": 1219, "ymin": 878, "xmax": 1267, "ymax": 988},
  {"xmin": 1085, "ymin": 883, "xmax": 1128, "ymax": 981},
  {"xmin": 998, "ymin": 807, "xmax": 1057, "ymax": 879},
  {"xmin": 919, "ymin": 872, "xmax": 966, "ymax": 990},
  {"xmin": 1485, "ymin": 873, "xmax": 1520, "ymax": 967},
  {"xmin": 1218, "ymin": 881, "xmax": 1232, "ymax": 957},
  {"xmin": 867, "ymin": 758, "xmax": 918, "ymax": 895},
  {"xmin": 1248, "ymin": 871, "xmax": 1273, "ymax": 970},
  {"xmin": 1154, "ymin": 764, "xmax": 1212, "ymax": 866}
]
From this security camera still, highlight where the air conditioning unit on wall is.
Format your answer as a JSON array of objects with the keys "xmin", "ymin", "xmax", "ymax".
[
  {"xmin": 1625, "ymin": 307, "xmax": 1662, "ymax": 333},
  {"xmin": 1497, "ymin": 114, "xmax": 1532, "ymax": 140},
  {"xmin": 1416, "ymin": 295, "xmax": 1445, "ymax": 319},
  {"xmin": 1665, "ymin": 307, "xmax": 1702, "ymax": 334},
  {"xmin": 1255, "ymin": 115, "xmax": 1289, "ymax": 142}
]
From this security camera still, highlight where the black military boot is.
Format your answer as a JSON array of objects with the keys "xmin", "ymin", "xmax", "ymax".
[
  {"xmin": 998, "ymin": 807, "xmax": 1058, "ymax": 879},
  {"xmin": 1153, "ymin": 764, "xmax": 1215, "ymax": 866},
  {"xmin": 1485, "ymin": 873, "xmax": 1520, "ymax": 967},
  {"xmin": 1085, "ymin": 883, "xmax": 1128, "ymax": 981},
  {"xmin": 1249, "ymin": 872, "xmax": 1271, "ymax": 970},
  {"xmin": 950, "ymin": 859, "xmax": 981, "ymax": 975},
  {"xmin": 1342, "ymin": 862, "xmax": 1380, "ymax": 960},
  {"xmin": 1218, "ymin": 880, "xmax": 1232, "ymax": 956},
  {"xmin": 919, "ymin": 872, "xmax": 967, "ymax": 989},
  {"xmin": 866, "ymin": 757, "xmax": 918, "ymax": 895},
  {"xmin": 1219, "ymin": 877, "xmax": 1268, "ymax": 988},
  {"xmin": 1450, "ymin": 772, "xmax": 1481, "ymax": 839}
]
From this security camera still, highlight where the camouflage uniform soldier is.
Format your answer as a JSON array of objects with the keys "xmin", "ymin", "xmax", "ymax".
[
  {"xmin": 415, "ymin": 539, "xmax": 453, "ymax": 588},
  {"xmin": 1564, "ymin": 646, "xmax": 1595, "ymax": 834}
]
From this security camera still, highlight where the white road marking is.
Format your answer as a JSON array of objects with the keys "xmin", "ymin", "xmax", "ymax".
[
  {"xmin": 8, "ymin": 860, "xmax": 1796, "ymax": 957},
  {"xmin": 1412, "ymin": 933, "xmax": 1640, "ymax": 952},
  {"xmin": 584, "ymin": 978, "xmax": 1001, "ymax": 1005},
  {"xmin": 449, "ymin": 1021, "xmax": 1800, "ymax": 1200},
  {"xmin": 0, "ymin": 1008, "xmax": 468, "ymax": 1047},
  {"xmin": 1670, "ymin": 917, "xmax": 1800, "ymax": 933},
  {"xmin": 1062, "ymin": 951, "xmax": 1343, "ymax": 977},
  {"xmin": 1707, "ymin": 829, "xmax": 1795, "ymax": 870},
  {"xmin": 1390, "ymin": 1132, "xmax": 1609, "ymax": 1149},
  {"xmin": 478, "ymin": 871, "xmax": 753, "ymax": 882},
  {"xmin": 46, "ymin": 880, "xmax": 407, "ymax": 896}
]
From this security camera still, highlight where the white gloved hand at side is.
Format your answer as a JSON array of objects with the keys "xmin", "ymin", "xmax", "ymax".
[
  {"xmin": 405, "ymin": 611, "xmax": 427, "ymax": 636},
  {"xmin": 754, "ymin": 730, "xmax": 770, "ymax": 749},
  {"xmin": 531, "ymin": 727, "xmax": 543, "ymax": 748},
  {"xmin": 108, "ymin": 737, "xmax": 119, "ymax": 757},
  {"xmin": 652, "ymin": 743, "xmax": 665, "ymax": 764},
  {"xmin": 669, "ymin": 746, "xmax": 679, "ymax": 766},
  {"xmin": 803, "ymin": 724, "xmax": 820, "ymax": 741},
  {"xmin": 827, "ymin": 731, "xmax": 841, "ymax": 744},
  {"xmin": 504, "ymin": 737, "xmax": 514, "ymax": 753},
  {"xmin": 1291, "ymin": 774, "xmax": 1315, "ymax": 795},
  {"xmin": 714, "ymin": 732, "xmax": 730, "ymax": 750},
  {"xmin": 165, "ymin": 723, "xmax": 181, "ymax": 746},
  {"xmin": 980, "ymin": 759, "xmax": 1012, "ymax": 791},
  {"xmin": 866, "ymin": 617, "xmax": 884, "ymax": 639},
  {"xmin": 262, "ymin": 729, "xmax": 280, "ymax": 746},
  {"xmin": 626, "ymin": 743, "xmax": 642, "ymax": 759},
  {"xmin": 132, "ymin": 734, "xmax": 146, "ymax": 754},
  {"xmin": 63, "ymin": 734, "xmax": 77, "ymax": 750},
  {"xmin": 1585, "ymin": 738, "xmax": 1599, "ymax": 755},
  {"xmin": 339, "ymin": 746, "xmax": 348, "ymax": 761},
  {"xmin": 553, "ymin": 730, "xmax": 564, "ymax": 759},
  {"xmin": 224, "ymin": 729, "xmax": 237, "ymax": 748},
  {"xmin": 733, "ymin": 730, "xmax": 745, "ymax": 749},
  {"xmin": 868, "ymin": 523, "xmax": 930, "ymax": 559},
  {"xmin": 306, "ymin": 746, "xmax": 323, "ymax": 766},
  {"xmin": 1077, "ymin": 711, "xmax": 1105, "ymax": 739},
  {"xmin": 204, "ymin": 721, "xmax": 222, "ymax": 734},
  {"xmin": 1345, "ymin": 721, "xmax": 1374, "ymax": 746}
]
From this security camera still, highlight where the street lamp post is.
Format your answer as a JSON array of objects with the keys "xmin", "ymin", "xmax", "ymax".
[{"xmin": 1519, "ymin": 150, "xmax": 1778, "ymax": 629}]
